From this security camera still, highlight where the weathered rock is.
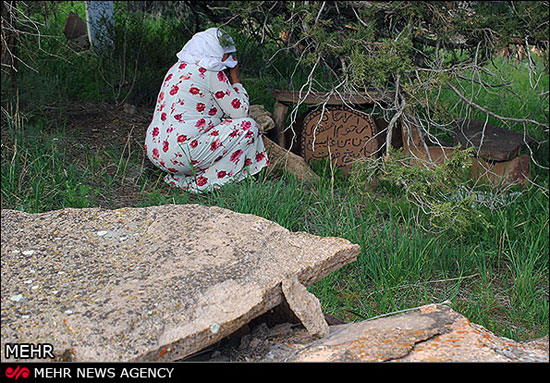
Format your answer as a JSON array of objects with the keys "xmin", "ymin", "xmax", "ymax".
[
  {"xmin": 286, "ymin": 304, "xmax": 549, "ymax": 362},
  {"xmin": 0, "ymin": 204, "xmax": 360, "ymax": 362},
  {"xmin": 282, "ymin": 276, "xmax": 329, "ymax": 338},
  {"xmin": 263, "ymin": 136, "xmax": 320, "ymax": 184},
  {"xmin": 249, "ymin": 104, "xmax": 275, "ymax": 133},
  {"xmin": 199, "ymin": 303, "xmax": 548, "ymax": 362}
]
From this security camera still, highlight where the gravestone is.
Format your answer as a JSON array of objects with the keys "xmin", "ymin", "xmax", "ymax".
[
  {"xmin": 63, "ymin": 11, "xmax": 90, "ymax": 52},
  {"xmin": 453, "ymin": 118, "xmax": 533, "ymax": 162},
  {"xmin": 63, "ymin": 11, "xmax": 87, "ymax": 40},
  {"xmin": 301, "ymin": 106, "xmax": 378, "ymax": 172},
  {"xmin": 452, "ymin": 118, "xmax": 534, "ymax": 185},
  {"xmin": 85, "ymin": 1, "xmax": 114, "ymax": 54}
]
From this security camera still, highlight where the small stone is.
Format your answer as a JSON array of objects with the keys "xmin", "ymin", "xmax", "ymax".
[
  {"xmin": 10, "ymin": 294, "xmax": 24, "ymax": 302},
  {"xmin": 282, "ymin": 275, "xmax": 329, "ymax": 338},
  {"xmin": 209, "ymin": 323, "xmax": 220, "ymax": 334},
  {"xmin": 96, "ymin": 230, "xmax": 108, "ymax": 236},
  {"xmin": 22, "ymin": 250, "xmax": 35, "ymax": 256}
]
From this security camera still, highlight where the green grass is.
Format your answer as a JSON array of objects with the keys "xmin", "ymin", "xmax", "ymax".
[{"xmin": 2, "ymin": 104, "xmax": 548, "ymax": 342}]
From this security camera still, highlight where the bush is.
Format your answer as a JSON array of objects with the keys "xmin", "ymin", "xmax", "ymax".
[{"xmin": 349, "ymin": 146, "xmax": 492, "ymax": 235}]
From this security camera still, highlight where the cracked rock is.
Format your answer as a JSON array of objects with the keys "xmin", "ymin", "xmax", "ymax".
[
  {"xmin": 1, "ymin": 205, "xmax": 360, "ymax": 362},
  {"xmin": 286, "ymin": 304, "xmax": 549, "ymax": 362}
]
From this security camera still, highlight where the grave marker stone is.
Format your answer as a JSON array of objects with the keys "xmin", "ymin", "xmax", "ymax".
[{"xmin": 301, "ymin": 106, "xmax": 379, "ymax": 172}]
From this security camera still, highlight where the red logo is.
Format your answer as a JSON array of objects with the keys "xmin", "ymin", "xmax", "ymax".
[{"xmin": 5, "ymin": 366, "xmax": 30, "ymax": 380}]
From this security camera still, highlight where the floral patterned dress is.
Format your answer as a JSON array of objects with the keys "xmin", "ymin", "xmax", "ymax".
[{"xmin": 145, "ymin": 61, "xmax": 269, "ymax": 193}]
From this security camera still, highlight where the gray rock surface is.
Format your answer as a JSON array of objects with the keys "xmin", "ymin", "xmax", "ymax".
[{"xmin": 1, "ymin": 204, "xmax": 360, "ymax": 362}]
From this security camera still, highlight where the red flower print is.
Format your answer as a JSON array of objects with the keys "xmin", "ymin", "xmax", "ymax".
[
  {"xmin": 189, "ymin": 87, "xmax": 200, "ymax": 95},
  {"xmin": 215, "ymin": 91, "xmax": 225, "ymax": 99},
  {"xmin": 167, "ymin": 167, "xmax": 178, "ymax": 173},
  {"xmin": 198, "ymin": 67, "xmax": 207, "ymax": 75},
  {"xmin": 152, "ymin": 148, "xmax": 160, "ymax": 160},
  {"xmin": 177, "ymin": 134, "xmax": 188, "ymax": 143},
  {"xmin": 217, "ymin": 71, "xmax": 227, "ymax": 82},
  {"xmin": 167, "ymin": 126, "xmax": 174, "ymax": 133},
  {"xmin": 195, "ymin": 118, "xmax": 206, "ymax": 131},
  {"xmin": 196, "ymin": 175, "xmax": 208, "ymax": 187},
  {"xmin": 256, "ymin": 152, "xmax": 266, "ymax": 162},
  {"xmin": 159, "ymin": 91, "xmax": 165, "ymax": 101},
  {"xmin": 230, "ymin": 149, "xmax": 243, "ymax": 163},
  {"xmin": 208, "ymin": 107, "xmax": 218, "ymax": 116},
  {"xmin": 210, "ymin": 139, "xmax": 222, "ymax": 151},
  {"xmin": 233, "ymin": 86, "xmax": 240, "ymax": 94},
  {"xmin": 245, "ymin": 130, "xmax": 254, "ymax": 138},
  {"xmin": 174, "ymin": 114, "xmax": 183, "ymax": 121},
  {"xmin": 210, "ymin": 130, "xmax": 219, "ymax": 136},
  {"xmin": 231, "ymin": 99, "xmax": 241, "ymax": 109},
  {"xmin": 214, "ymin": 155, "xmax": 223, "ymax": 162},
  {"xmin": 144, "ymin": 143, "xmax": 148, "ymax": 153},
  {"xmin": 170, "ymin": 85, "xmax": 179, "ymax": 95},
  {"xmin": 179, "ymin": 62, "xmax": 187, "ymax": 69},
  {"xmin": 161, "ymin": 112, "xmax": 167, "ymax": 121},
  {"xmin": 245, "ymin": 158, "xmax": 252, "ymax": 166},
  {"xmin": 165, "ymin": 74, "xmax": 173, "ymax": 82},
  {"xmin": 217, "ymin": 170, "xmax": 227, "ymax": 178},
  {"xmin": 229, "ymin": 129, "xmax": 240, "ymax": 137},
  {"xmin": 152, "ymin": 127, "xmax": 159, "ymax": 137},
  {"xmin": 242, "ymin": 120, "xmax": 252, "ymax": 130},
  {"xmin": 163, "ymin": 140, "xmax": 169, "ymax": 152},
  {"xmin": 196, "ymin": 103, "xmax": 205, "ymax": 112},
  {"xmin": 190, "ymin": 140, "xmax": 198, "ymax": 148}
]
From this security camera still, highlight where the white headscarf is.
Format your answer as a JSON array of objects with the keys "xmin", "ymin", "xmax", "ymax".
[{"xmin": 176, "ymin": 27, "xmax": 238, "ymax": 71}]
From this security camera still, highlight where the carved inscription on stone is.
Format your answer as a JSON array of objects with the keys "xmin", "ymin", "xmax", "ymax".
[{"xmin": 301, "ymin": 107, "xmax": 378, "ymax": 168}]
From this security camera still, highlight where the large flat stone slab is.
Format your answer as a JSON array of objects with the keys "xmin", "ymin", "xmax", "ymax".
[
  {"xmin": 1, "ymin": 204, "xmax": 360, "ymax": 362},
  {"xmin": 286, "ymin": 304, "xmax": 549, "ymax": 362}
]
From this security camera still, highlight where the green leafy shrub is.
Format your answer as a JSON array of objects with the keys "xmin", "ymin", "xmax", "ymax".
[{"xmin": 349, "ymin": 146, "xmax": 490, "ymax": 235}]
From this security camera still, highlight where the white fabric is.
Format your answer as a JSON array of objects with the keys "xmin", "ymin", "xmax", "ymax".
[{"xmin": 176, "ymin": 27, "xmax": 238, "ymax": 71}]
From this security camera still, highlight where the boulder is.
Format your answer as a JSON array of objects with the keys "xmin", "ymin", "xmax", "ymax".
[{"xmin": 0, "ymin": 204, "xmax": 360, "ymax": 362}]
